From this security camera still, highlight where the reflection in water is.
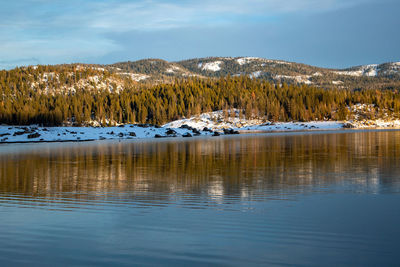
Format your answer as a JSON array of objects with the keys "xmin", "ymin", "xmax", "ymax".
[
  {"xmin": 0, "ymin": 131, "xmax": 400, "ymax": 266},
  {"xmin": 1, "ymin": 131, "xmax": 400, "ymax": 205}
]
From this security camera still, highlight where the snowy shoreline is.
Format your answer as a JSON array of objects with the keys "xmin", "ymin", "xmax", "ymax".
[
  {"xmin": 2, "ymin": 109, "xmax": 400, "ymax": 144},
  {"xmin": 1, "ymin": 120, "xmax": 399, "ymax": 144}
]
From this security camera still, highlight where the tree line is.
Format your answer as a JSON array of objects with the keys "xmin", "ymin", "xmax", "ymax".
[{"xmin": 1, "ymin": 74, "xmax": 400, "ymax": 126}]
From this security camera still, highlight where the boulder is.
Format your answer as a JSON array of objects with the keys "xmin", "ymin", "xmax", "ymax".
[
  {"xmin": 343, "ymin": 122, "xmax": 356, "ymax": 129},
  {"xmin": 165, "ymin": 129, "xmax": 177, "ymax": 135},
  {"xmin": 13, "ymin": 131, "xmax": 26, "ymax": 136},
  {"xmin": 180, "ymin": 124, "xmax": 190, "ymax": 129},
  {"xmin": 192, "ymin": 128, "xmax": 201, "ymax": 135},
  {"xmin": 182, "ymin": 132, "xmax": 192, "ymax": 138},
  {"xmin": 223, "ymin": 128, "xmax": 239, "ymax": 135}
]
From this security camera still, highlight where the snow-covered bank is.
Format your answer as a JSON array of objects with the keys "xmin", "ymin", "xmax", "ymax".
[
  {"xmin": 0, "ymin": 125, "xmax": 210, "ymax": 143},
  {"xmin": 0, "ymin": 122, "xmax": 346, "ymax": 144},
  {"xmin": 343, "ymin": 119, "xmax": 400, "ymax": 129},
  {"xmin": 164, "ymin": 110, "xmax": 400, "ymax": 132},
  {"xmin": 164, "ymin": 110, "xmax": 345, "ymax": 132},
  {"xmin": 2, "ymin": 110, "xmax": 400, "ymax": 144}
]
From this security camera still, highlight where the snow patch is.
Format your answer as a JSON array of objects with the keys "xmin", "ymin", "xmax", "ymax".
[
  {"xmin": 235, "ymin": 57, "xmax": 290, "ymax": 66},
  {"xmin": 119, "ymin": 73, "xmax": 149, "ymax": 81},
  {"xmin": 92, "ymin": 67, "xmax": 105, "ymax": 72},
  {"xmin": 250, "ymin": 71, "xmax": 262, "ymax": 78},
  {"xmin": 164, "ymin": 110, "xmax": 261, "ymax": 130},
  {"xmin": 382, "ymin": 62, "xmax": 400, "ymax": 75},
  {"xmin": 266, "ymin": 60, "xmax": 291, "ymax": 65},
  {"xmin": 236, "ymin": 57, "xmax": 261, "ymax": 65},
  {"xmin": 332, "ymin": 80, "xmax": 343, "ymax": 85},
  {"xmin": 198, "ymin": 61, "xmax": 223, "ymax": 72},
  {"xmin": 334, "ymin": 64, "xmax": 379, "ymax": 77},
  {"xmin": 165, "ymin": 65, "xmax": 181, "ymax": 73},
  {"xmin": 334, "ymin": 70, "xmax": 362, "ymax": 77},
  {"xmin": 41, "ymin": 72, "xmax": 57, "ymax": 82},
  {"xmin": 275, "ymin": 75, "xmax": 312, "ymax": 84},
  {"xmin": 163, "ymin": 110, "xmax": 341, "ymax": 132}
]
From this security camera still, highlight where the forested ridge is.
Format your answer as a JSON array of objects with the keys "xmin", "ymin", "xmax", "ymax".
[
  {"xmin": 114, "ymin": 57, "xmax": 400, "ymax": 90},
  {"xmin": 1, "ymin": 69, "xmax": 400, "ymax": 126}
]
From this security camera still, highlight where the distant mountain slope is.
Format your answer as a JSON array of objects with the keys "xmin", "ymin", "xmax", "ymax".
[
  {"xmin": 2, "ymin": 57, "xmax": 400, "ymax": 93},
  {"xmin": 178, "ymin": 56, "xmax": 400, "ymax": 78},
  {"xmin": 108, "ymin": 57, "xmax": 400, "ymax": 90},
  {"xmin": 176, "ymin": 57, "xmax": 400, "ymax": 89}
]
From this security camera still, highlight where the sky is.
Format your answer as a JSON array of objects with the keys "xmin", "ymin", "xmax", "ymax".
[{"xmin": 0, "ymin": 0, "xmax": 399, "ymax": 69}]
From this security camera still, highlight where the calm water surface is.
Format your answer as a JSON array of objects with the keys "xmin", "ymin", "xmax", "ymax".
[{"xmin": 1, "ymin": 131, "xmax": 400, "ymax": 266}]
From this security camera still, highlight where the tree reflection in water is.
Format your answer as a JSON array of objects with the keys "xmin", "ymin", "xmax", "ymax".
[{"xmin": 1, "ymin": 131, "xmax": 400, "ymax": 206}]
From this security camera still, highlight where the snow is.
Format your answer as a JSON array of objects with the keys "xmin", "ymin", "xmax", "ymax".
[
  {"xmin": 41, "ymin": 72, "xmax": 57, "ymax": 82},
  {"xmin": 348, "ymin": 119, "xmax": 400, "ymax": 128},
  {"xmin": 245, "ymin": 121, "xmax": 344, "ymax": 131},
  {"xmin": 364, "ymin": 64, "xmax": 378, "ymax": 77},
  {"xmin": 92, "ymin": 67, "xmax": 105, "ymax": 71},
  {"xmin": 88, "ymin": 75, "xmax": 100, "ymax": 83},
  {"xmin": 250, "ymin": 71, "xmax": 262, "ymax": 78},
  {"xmin": 349, "ymin": 103, "xmax": 377, "ymax": 120},
  {"xmin": 332, "ymin": 80, "xmax": 344, "ymax": 85},
  {"xmin": 198, "ymin": 61, "xmax": 222, "ymax": 71},
  {"xmin": 381, "ymin": 62, "xmax": 400, "ymax": 75},
  {"xmin": 334, "ymin": 64, "xmax": 379, "ymax": 77},
  {"xmin": 163, "ymin": 110, "xmax": 342, "ymax": 132},
  {"xmin": 164, "ymin": 110, "xmax": 260, "ymax": 130},
  {"xmin": 271, "ymin": 60, "xmax": 291, "ymax": 65},
  {"xmin": 119, "ymin": 73, "xmax": 149, "ymax": 81},
  {"xmin": 0, "ymin": 125, "xmax": 213, "ymax": 143},
  {"xmin": 236, "ymin": 57, "xmax": 261, "ymax": 65},
  {"xmin": 275, "ymin": 75, "xmax": 312, "ymax": 84},
  {"xmin": 351, "ymin": 103, "xmax": 375, "ymax": 112},
  {"xmin": 334, "ymin": 70, "xmax": 363, "ymax": 76},
  {"xmin": 3, "ymin": 108, "xmax": 400, "ymax": 144},
  {"xmin": 27, "ymin": 69, "xmax": 128, "ymax": 93},
  {"xmin": 236, "ymin": 57, "xmax": 290, "ymax": 66},
  {"xmin": 165, "ymin": 65, "xmax": 181, "ymax": 73},
  {"xmin": 164, "ymin": 109, "xmax": 400, "ymax": 134}
]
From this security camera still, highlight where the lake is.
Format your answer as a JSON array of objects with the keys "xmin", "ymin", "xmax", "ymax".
[{"xmin": 0, "ymin": 130, "xmax": 400, "ymax": 266}]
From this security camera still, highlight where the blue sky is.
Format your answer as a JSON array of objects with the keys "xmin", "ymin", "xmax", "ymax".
[{"xmin": 0, "ymin": 0, "xmax": 399, "ymax": 69}]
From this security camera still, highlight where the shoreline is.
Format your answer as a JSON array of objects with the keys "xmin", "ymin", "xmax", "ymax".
[{"xmin": 1, "ymin": 122, "xmax": 400, "ymax": 144}]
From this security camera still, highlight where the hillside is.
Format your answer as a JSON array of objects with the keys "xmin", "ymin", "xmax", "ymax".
[
  {"xmin": 1, "ymin": 57, "xmax": 399, "ymax": 94},
  {"xmin": 112, "ymin": 57, "xmax": 400, "ymax": 90},
  {"xmin": 177, "ymin": 57, "xmax": 400, "ymax": 90}
]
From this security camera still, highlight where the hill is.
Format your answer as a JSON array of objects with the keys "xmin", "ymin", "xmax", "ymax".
[
  {"xmin": 112, "ymin": 57, "xmax": 400, "ymax": 90},
  {"xmin": 2, "ymin": 57, "xmax": 400, "ymax": 94}
]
